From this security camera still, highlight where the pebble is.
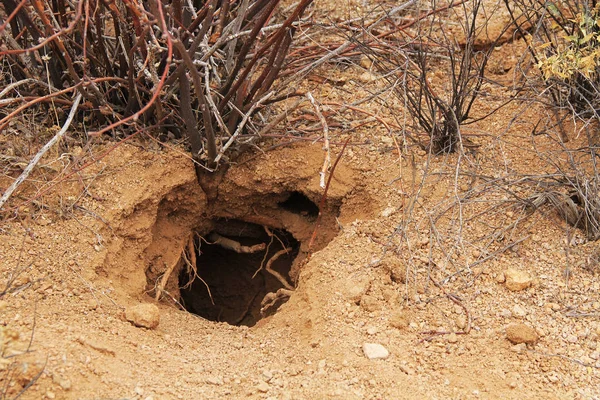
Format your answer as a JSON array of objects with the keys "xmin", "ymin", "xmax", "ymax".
[
  {"xmin": 262, "ymin": 370, "xmax": 273, "ymax": 380},
  {"xmin": 389, "ymin": 311, "xmax": 410, "ymax": 329},
  {"xmin": 565, "ymin": 334, "xmax": 578, "ymax": 344},
  {"xmin": 447, "ymin": 333, "xmax": 458, "ymax": 343},
  {"xmin": 360, "ymin": 295, "xmax": 380, "ymax": 312},
  {"xmin": 510, "ymin": 343, "xmax": 527, "ymax": 353},
  {"xmin": 455, "ymin": 316, "xmax": 467, "ymax": 330},
  {"xmin": 125, "ymin": 303, "xmax": 160, "ymax": 329},
  {"xmin": 506, "ymin": 323, "xmax": 539, "ymax": 344},
  {"xmin": 366, "ymin": 326, "xmax": 378, "ymax": 335},
  {"xmin": 499, "ymin": 309, "xmax": 512, "ymax": 318},
  {"xmin": 256, "ymin": 381, "xmax": 270, "ymax": 393},
  {"xmin": 381, "ymin": 207, "xmax": 395, "ymax": 217},
  {"xmin": 344, "ymin": 275, "xmax": 370, "ymax": 304},
  {"xmin": 504, "ymin": 268, "xmax": 533, "ymax": 291},
  {"xmin": 58, "ymin": 379, "xmax": 71, "ymax": 391},
  {"xmin": 390, "ymin": 267, "xmax": 406, "ymax": 284},
  {"xmin": 88, "ymin": 299, "xmax": 98, "ymax": 310},
  {"xmin": 362, "ymin": 343, "xmax": 389, "ymax": 360},
  {"xmin": 206, "ymin": 376, "xmax": 223, "ymax": 385},
  {"xmin": 512, "ymin": 304, "xmax": 527, "ymax": 317}
]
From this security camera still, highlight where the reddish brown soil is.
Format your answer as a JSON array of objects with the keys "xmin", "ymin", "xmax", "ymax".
[{"xmin": 1, "ymin": 1, "xmax": 600, "ymax": 399}]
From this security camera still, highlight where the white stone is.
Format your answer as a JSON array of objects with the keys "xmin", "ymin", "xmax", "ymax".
[
  {"xmin": 381, "ymin": 207, "xmax": 395, "ymax": 217},
  {"xmin": 362, "ymin": 343, "xmax": 389, "ymax": 360},
  {"xmin": 512, "ymin": 304, "xmax": 527, "ymax": 317}
]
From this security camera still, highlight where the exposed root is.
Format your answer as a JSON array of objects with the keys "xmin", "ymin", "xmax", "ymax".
[
  {"xmin": 179, "ymin": 235, "xmax": 213, "ymax": 305},
  {"xmin": 207, "ymin": 232, "xmax": 266, "ymax": 253},
  {"xmin": 260, "ymin": 288, "xmax": 294, "ymax": 316},
  {"xmin": 254, "ymin": 247, "xmax": 294, "ymax": 290},
  {"xmin": 155, "ymin": 247, "xmax": 184, "ymax": 301}
]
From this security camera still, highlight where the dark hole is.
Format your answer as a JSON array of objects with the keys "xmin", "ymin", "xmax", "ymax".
[
  {"xmin": 278, "ymin": 191, "xmax": 319, "ymax": 217},
  {"xmin": 179, "ymin": 220, "xmax": 299, "ymax": 327}
]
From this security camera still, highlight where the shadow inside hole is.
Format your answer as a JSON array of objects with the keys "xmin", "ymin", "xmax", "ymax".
[
  {"xmin": 278, "ymin": 191, "xmax": 319, "ymax": 217},
  {"xmin": 179, "ymin": 222, "xmax": 299, "ymax": 326}
]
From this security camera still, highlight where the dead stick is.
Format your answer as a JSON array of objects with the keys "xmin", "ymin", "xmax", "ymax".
[
  {"xmin": 308, "ymin": 136, "xmax": 351, "ymax": 252},
  {"xmin": 0, "ymin": 92, "xmax": 82, "ymax": 210}
]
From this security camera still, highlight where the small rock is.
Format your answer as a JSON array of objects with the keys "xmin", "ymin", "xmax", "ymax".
[
  {"xmin": 455, "ymin": 315, "xmax": 467, "ymax": 330},
  {"xmin": 381, "ymin": 207, "xmax": 395, "ymax": 217},
  {"xmin": 506, "ymin": 323, "xmax": 538, "ymax": 344},
  {"xmin": 362, "ymin": 343, "xmax": 389, "ymax": 360},
  {"xmin": 389, "ymin": 310, "xmax": 410, "ymax": 329},
  {"xmin": 358, "ymin": 71, "xmax": 378, "ymax": 82},
  {"xmin": 447, "ymin": 333, "xmax": 458, "ymax": 343},
  {"xmin": 390, "ymin": 267, "xmax": 406, "ymax": 284},
  {"xmin": 565, "ymin": 334, "xmax": 578, "ymax": 344},
  {"xmin": 13, "ymin": 275, "xmax": 30, "ymax": 287},
  {"xmin": 46, "ymin": 391, "xmax": 55, "ymax": 399},
  {"xmin": 366, "ymin": 326, "xmax": 378, "ymax": 335},
  {"xmin": 87, "ymin": 299, "xmax": 98, "ymax": 310},
  {"xmin": 58, "ymin": 379, "xmax": 71, "ymax": 391},
  {"xmin": 510, "ymin": 343, "xmax": 527, "ymax": 353},
  {"xmin": 206, "ymin": 376, "xmax": 223, "ymax": 385},
  {"xmin": 262, "ymin": 370, "xmax": 273, "ymax": 380},
  {"xmin": 495, "ymin": 273, "xmax": 506, "ymax": 284},
  {"xmin": 125, "ymin": 303, "xmax": 160, "ymax": 329},
  {"xmin": 504, "ymin": 268, "xmax": 533, "ymax": 291},
  {"xmin": 344, "ymin": 275, "xmax": 370, "ymax": 304},
  {"xmin": 256, "ymin": 381, "xmax": 270, "ymax": 393},
  {"xmin": 360, "ymin": 295, "xmax": 380, "ymax": 312},
  {"xmin": 512, "ymin": 304, "xmax": 527, "ymax": 317}
]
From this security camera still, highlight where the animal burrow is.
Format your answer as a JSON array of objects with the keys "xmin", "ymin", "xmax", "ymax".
[{"xmin": 178, "ymin": 219, "xmax": 301, "ymax": 327}]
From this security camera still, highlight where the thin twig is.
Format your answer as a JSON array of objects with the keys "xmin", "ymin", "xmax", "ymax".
[{"xmin": 0, "ymin": 92, "xmax": 82, "ymax": 210}]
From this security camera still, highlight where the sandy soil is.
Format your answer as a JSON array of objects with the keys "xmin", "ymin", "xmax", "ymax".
[{"xmin": 1, "ymin": 1, "xmax": 600, "ymax": 399}]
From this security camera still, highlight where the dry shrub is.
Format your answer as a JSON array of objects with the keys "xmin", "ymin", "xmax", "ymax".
[{"xmin": 0, "ymin": 0, "xmax": 313, "ymax": 169}]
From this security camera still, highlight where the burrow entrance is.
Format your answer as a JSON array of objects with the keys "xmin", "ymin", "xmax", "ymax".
[
  {"xmin": 147, "ymin": 183, "xmax": 347, "ymax": 327},
  {"xmin": 178, "ymin": 219, "xmax": 301, "ymax": 327}
]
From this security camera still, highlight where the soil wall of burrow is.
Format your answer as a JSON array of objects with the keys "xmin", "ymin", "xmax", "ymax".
[{"xmin": 142, "ymin": 144, "xmax": 358, "ymax": 326}]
